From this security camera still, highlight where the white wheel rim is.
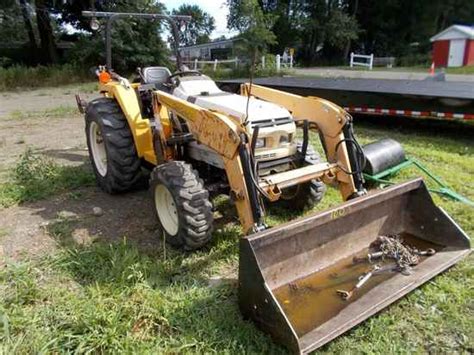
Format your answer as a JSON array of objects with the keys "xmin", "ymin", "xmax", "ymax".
[
  {"xmin": 155, "ymin": 184, "xmax": 179, "ymax": 236},
  {"xmin": 89, "ymin": 121, "xmax": 107, "ymax": 176}
]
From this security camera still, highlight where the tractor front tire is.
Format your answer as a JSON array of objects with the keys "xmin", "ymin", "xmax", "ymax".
[
  {"xmin": 279, "ymin": 142, "xmax": 327, "ymax": 211},
  {"xmin": 150, "ymin": 161, "xmax": 213, "ymax": 251},
  {"xmin": 85, "ymin": 98, "xmax": 142, "ymax": 193}
]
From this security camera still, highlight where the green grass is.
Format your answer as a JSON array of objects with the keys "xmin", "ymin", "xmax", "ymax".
[
  {"xmin": 0, "ymin": 65, "xmax": 92, "ymax": 92},
  {"xmin": 377, "ymin": 65, "xmax": 474, "ymax": 75},
  {"xmin": 444, "ymin": 65, "xmax": 474, "ymax": 75},
  {"xmin": 0, "ymin": 120, "xmax": 473, "ymax": 353},
  {"xmin": 0, "ymin": 149, "xmax": 95, "ymax": 207},
  {"xmin": 8, "ymin": 105, "xmax": 80, "ymax": 121}
]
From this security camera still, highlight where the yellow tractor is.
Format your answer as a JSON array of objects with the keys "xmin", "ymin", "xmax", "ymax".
[{"xmin": 78, "ymin": 11, "xmax": 471, "ymax": 354}]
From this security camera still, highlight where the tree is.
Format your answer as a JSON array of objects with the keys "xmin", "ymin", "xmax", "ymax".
[
  {"xmin": 171, "ymin": 4, "xmax": 215, "ymax": 46},
  {"xmin": 0, "ymin": 0, "xmax": 31, "ymax": 44},
  {"xmin": 324, "ymin": 8, "xmax": 359, "ymax": 58},
  {"xmin": 35, "ymin": 0, "xmax": 58, "ymax": 63},
  {"xmin": 19, "ymin": 0, "xmax": 37, "ymax": 49},
  {"xmin": 227, "ymin": 0, "xmax": 277, "ymax": 65},
  {"xmin": 354, "ymin": 0, "xmax": 474, "ymax": 61},
  {"xmin": 62, "ymin": 0, "xmax": 171, "ymax": 72},
  {"xmin": 232, "ymin": 0, "xmax": 359, "ymax": 65}
]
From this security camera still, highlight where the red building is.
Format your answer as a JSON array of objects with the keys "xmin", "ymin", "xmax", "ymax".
[{"xmin": 430, "ymin": 25, "xmax": 474, "ymax": 67}]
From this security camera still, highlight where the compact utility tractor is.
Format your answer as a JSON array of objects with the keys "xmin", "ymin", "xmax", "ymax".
[{"xmin": 78, "ymin": 11, "xmax": 471, "ymax": 354}]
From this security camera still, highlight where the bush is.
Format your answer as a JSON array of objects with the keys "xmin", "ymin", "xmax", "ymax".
[
  {"xmin": 0, "ymin": 149, "xmax": 94, "ymax": 207},
  {"xmin": 0, "ymin": 64, "xmax": 92, "ymax": 91}
]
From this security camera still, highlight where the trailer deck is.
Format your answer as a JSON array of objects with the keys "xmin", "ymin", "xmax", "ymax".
[{"xmin": 217, "ymin": 76, "xmax": 474, "ymax": 122}]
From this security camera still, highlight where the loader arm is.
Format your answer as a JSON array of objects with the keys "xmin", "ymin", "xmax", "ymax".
[{"xmin": 241, "ymin": 83, "xmax": 364, "ymax": 200}]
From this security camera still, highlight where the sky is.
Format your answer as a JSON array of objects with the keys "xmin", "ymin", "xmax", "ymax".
[{"xmin": 159, "ymin": 0, "xmax": 238, "ymax": 39}]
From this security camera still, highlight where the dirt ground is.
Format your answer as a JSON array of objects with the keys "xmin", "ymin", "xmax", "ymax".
[{"xmin": 0, "ymin": 85, "xmax": 162, "ymax": 264}]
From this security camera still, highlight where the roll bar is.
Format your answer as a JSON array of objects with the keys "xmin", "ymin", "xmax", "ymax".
[{"xmin": 82, "ymin": 11, "xmax": 191, "ymax": 70}]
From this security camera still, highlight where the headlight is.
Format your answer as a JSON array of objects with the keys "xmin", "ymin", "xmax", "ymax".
[
  {"xmin": 279, "ymin": 134, "xmax": 292, "ymax": 145},
  {"xmin": 255, "ymin": 138, "xmax": 266, "ymax": 148}
]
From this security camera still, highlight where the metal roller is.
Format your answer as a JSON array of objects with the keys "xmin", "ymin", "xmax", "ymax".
[{"xmin": 362, "ymin": 138, "xmax": 406, "ymax": 175}]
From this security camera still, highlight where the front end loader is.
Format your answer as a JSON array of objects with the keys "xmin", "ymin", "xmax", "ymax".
[{"xmin": 78, "ymin": 11, "xmax": 471, "ymax": 353}]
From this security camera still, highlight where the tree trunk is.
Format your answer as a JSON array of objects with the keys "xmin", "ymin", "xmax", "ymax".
[
  {"xmin": 343, "ymin": 0, "xmax": 359, "ymax": 61},
  {"xmin": 20, "ymin": 0, "xmax": 37, "ymax": 49},
  {"xmin": 35, "ymin": 0, "xmax": 58, "ymax": 64}
]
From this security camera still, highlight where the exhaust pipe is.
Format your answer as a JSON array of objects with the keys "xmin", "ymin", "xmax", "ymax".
[{"xmin": 239, "ymin": 178, "xmax": 470, "ymax": 353}]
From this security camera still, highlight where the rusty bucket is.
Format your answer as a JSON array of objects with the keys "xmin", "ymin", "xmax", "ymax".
[{"xmin": 239, "ymin": 178, "xmax": 471, "ymax": 354}]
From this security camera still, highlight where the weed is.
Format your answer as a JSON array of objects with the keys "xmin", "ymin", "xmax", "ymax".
[
  {"xmin": 0, "ymin": 149, "xmax": 94, "ymax": 207},
  {"xmin": 0, "ymin": 263, "xmax": 40, "ymax": 306}
]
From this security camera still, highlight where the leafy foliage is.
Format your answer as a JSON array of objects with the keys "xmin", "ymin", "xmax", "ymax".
[
  {"xmin": 2, "ymin": 0, "xmax": 474, "ymax": 67},
  {"xmin": 0, "ymin": 0, "xmax": 29, "ymax": 43},
  {"xmin": 171, "ymin": 4, "xmax": 215, "ymax": 46},
  {"xmin": 66, "ymin": 1, "xmax": 171, "ymax": 73},
  {"xmin": 325, "ymin": 9, "xmax": 360, "ymax": 49},
  {"xmin": 227, "ymin": 0, "xmax": 277, "ymax": 64},
  {"xmin": 233, "ymin": 0, "xmax": 474, "ymax": 65}
]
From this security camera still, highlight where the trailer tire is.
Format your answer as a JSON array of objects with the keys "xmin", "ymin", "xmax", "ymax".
[
  {"xmin": 85, "ymin": 98, "xmax": 142, "ymax": 193},
  {"xmin": 279, "ymin": 142, "xmax": 327, "ymax": 210},
  {"xmin": 150, "ymin": 161, "xmax": 213, "ymax": 251}
]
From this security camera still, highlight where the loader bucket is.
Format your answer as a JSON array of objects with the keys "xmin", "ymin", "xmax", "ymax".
[{"xmin": 239, "ymin": 178, "xmax": 470, "ymax": 354}]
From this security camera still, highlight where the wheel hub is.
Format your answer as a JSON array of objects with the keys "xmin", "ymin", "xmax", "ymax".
[
  {"xmin": 154, "ymin": 184, "xmax": 179, "ymax": 236},
  {"xmin": 89, "ymin": 121, "xmax": 107, "ymax": 176}
]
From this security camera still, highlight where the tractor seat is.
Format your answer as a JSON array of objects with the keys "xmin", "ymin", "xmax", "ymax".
[{"xmin": 141, "ymin": 66, "xmax": 171, "ymax": 85}]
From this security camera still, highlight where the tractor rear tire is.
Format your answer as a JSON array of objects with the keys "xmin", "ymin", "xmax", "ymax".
[
  {"xmin": 279, "ymin": 142, "xmax": 327, "ymax": 210},
  {"xmin": 150, "ymin": 161, "xmax": 213, "ymax": 251},
  {"xmin": 85, "ymin": 98, "xmax": 142, "ymax": 193}
]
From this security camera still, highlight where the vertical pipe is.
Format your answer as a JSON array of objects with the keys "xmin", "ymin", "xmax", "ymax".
[{"xmin": 105, "ymin": 15, "xmax": 118, "ymax": 69}]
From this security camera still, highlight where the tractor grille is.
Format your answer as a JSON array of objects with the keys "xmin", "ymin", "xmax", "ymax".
[
  {"xmin": 251, "ymin": 117, "xmax": 293, "ymax": 129},
  {"xmin": 255, "ymin": 152, "xmax": 277, "ymax": 160}
]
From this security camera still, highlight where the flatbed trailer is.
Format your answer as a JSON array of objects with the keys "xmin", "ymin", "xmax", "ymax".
[{"xmin": 217, "ymin": 77, "xmax": 474, "ymax": 123}]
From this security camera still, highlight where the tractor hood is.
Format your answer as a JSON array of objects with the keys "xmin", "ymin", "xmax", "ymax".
[{"xmin": 172, "ymin": 76, "xmax": 293, "ymax": 125}]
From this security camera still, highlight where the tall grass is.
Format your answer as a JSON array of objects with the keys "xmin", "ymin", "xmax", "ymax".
[
  {"xmin": 0, "ymin": 64, "xmax": 91, "ymax": 91},
  {"xmin": 0, "ymin": 63, "xmax": 284, "ymax": 92}
]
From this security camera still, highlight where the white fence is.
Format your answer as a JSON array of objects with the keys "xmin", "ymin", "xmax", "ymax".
[
  {"xmin": 182, "ymin": 58, "xmax": 239, "ymax": 71},
  {"xmin": 349, "ymin": 52, "xmax": 374, "ymax": 70},
  {"xmin": 182, "ymin": 54, "xmax": 293, "ymax": 72}
]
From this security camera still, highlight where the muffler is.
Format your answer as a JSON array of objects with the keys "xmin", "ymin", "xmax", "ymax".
[{"xmin": 239, "ymin": 178, "xmax": 470, "ymax": 354}]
